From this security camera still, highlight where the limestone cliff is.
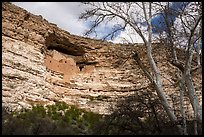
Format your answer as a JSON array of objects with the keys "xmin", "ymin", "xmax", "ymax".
[{"xmin": 2, "ymin": 2, "xmax": 202, "ymax": 116}]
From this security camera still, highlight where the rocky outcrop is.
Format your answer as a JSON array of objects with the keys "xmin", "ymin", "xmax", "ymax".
[{"xmin": 2, "ymin": 2, "xmax": 202, "ymax": 116}]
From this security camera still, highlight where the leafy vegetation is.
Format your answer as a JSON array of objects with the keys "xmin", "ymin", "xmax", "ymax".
[
  {"xmin": 2, "ymin": 98, "xmax": 202, "ymax": 135},
  {"xmin": 2, "ymin": 102, "xmax": 102, "ymax": 135}
]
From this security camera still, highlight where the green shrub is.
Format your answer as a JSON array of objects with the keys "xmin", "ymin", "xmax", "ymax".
[{"xmin": 2, "ymin": 102, "xmax": 103, "ymax": 135}]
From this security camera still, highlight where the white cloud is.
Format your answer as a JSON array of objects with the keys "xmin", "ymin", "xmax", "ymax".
[
  {"xmin": 79, "ymin": 2, "xmax": 148, "ymax": 43},
  {"xmin": 12, "ymin": 2, "xmax": 88, "ymax": 36},
  {"xmin": 112, "ymin": 25, "xmax": 145, "ymax": 44},
  {"xmin": 12, "ymin": 2, "xmax": 155, "ymax": 44},
  {"xmin": 11, "ymin": 2, "xmax": 199, "ymax": 46}
]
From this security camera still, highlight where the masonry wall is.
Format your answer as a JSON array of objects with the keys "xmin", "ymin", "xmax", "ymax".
[{"xmin": 2, "ymin": 2, "xmax": 202, "ymax": 116}]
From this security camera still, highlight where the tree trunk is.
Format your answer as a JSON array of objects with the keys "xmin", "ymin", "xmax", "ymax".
[
  {"xmin": 142, "ymin": 2, "xmax": 183, "ymax": 134},
  {"xmin": 184, "ymin": 26, "xmax": 202, "ymax": 124},
  {"xmin": 184, "ymin": 73, "xmax": 202, "ymax": 123},
  {"xmin": 177, "ymin": 73, "xmax": 188, "ymax": 135}
]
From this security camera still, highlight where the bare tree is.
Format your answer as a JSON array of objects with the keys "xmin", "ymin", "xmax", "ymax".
[
  {"xmin": 154, "ymin": 2, "xmax": 202, "ymax": 134},
  {"xmin": 79, "ymin": 2, "xmax": 202, "ymax": 134}
]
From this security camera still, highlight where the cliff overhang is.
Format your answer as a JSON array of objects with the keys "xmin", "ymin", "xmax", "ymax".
[{"xmin": 45, "ymin": 33, "xmax": 85, "ymax": 56}]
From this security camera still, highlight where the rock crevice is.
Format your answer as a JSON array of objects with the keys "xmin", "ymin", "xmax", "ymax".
[{"xmin": 2, "ymin": 2, "xmax": 202, "ymax": 116}]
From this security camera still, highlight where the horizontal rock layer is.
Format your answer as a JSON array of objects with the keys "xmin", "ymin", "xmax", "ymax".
[{"xmin": 2, "ymin": 2, "xmax": 202, "ymax": 116}]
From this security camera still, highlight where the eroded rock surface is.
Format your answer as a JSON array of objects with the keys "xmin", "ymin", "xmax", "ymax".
[{"xmin": 2, "ymin": 2, "xmax": 202, "ymax": 116}]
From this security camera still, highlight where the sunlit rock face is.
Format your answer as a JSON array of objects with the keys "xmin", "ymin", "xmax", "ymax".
[{"xmin": 2, "ymin": 2, "xmax": 202, "ymax": 116}]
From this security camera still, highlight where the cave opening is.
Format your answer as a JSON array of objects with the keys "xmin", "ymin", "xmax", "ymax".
[
  {"xmin": 45, "ymin": 33, "xmax": 86, "ymax": 56},
  {"xmin": 76, "ymin": 61, "xmax": 98, "ymax": 71}
]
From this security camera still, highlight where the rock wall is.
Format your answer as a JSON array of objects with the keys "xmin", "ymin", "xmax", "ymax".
[{"xmin": 2, "ymin": 2, "xmax": 202, "ymax": 116}]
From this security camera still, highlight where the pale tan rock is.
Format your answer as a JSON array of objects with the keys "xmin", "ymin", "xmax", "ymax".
[{"xmin": 2, "ymin": 2, "xmax": 202, "ymax": 118}]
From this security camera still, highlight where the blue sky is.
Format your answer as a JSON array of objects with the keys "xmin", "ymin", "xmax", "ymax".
[
  {"xmin": 13, "ymin": 2, "xmax": 116, "ymax": 41},
  {"xmin": 12, "ymin": 2, "xmax": 190, "ymax": 43},
  {"xmin": 151, "ymin": 2, "xmax": 189, "ymax": 34},
  {"xmin": 83, "ymin": 20, "xmax": 122, "ymax": 40}
]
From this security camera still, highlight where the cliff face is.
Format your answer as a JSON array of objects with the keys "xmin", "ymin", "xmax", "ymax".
[{"xmin": 2, "ymin": 2, "xmax": 202, "ymax": 116}]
